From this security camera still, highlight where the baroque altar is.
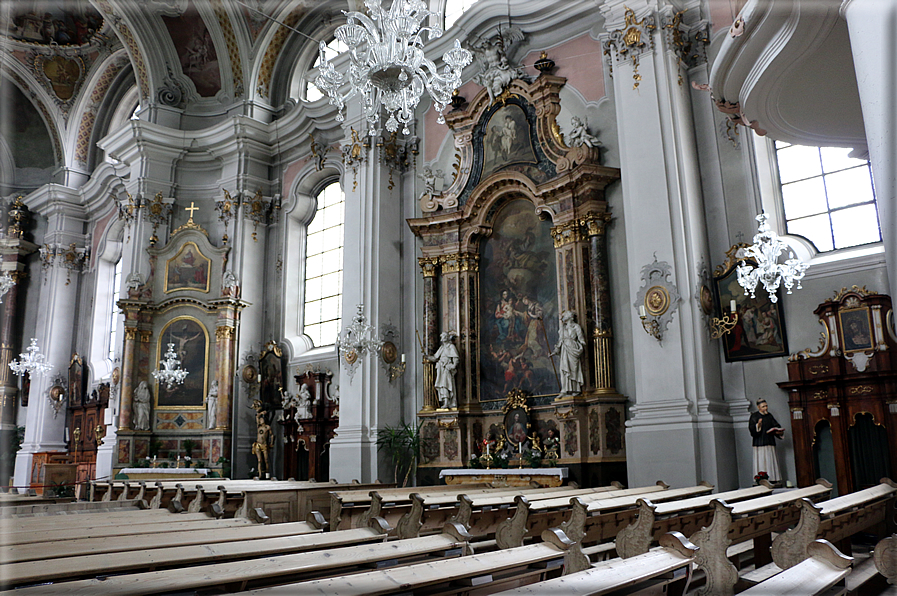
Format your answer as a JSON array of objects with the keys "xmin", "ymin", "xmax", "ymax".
[{"xmin": 408, "ymin": 70, "xmax": 627, "ymax": 486}]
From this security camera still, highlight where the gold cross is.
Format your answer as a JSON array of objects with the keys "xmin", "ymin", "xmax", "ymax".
[{"xmin": 184, "ymin": 202, "xmax": 199, "ymax": 220}]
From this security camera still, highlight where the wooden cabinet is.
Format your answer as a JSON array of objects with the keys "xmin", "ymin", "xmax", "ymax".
[
  {"xmin": 280, "ymin": 369, "xmax": 337, "ymax": 482},
  {"xmin": 66, "ymin": 382, "xmax": 109, "ymax": 488},
  {"xmin": 778, "ymin": 288, "xmax": 897, "ymax": 495}
]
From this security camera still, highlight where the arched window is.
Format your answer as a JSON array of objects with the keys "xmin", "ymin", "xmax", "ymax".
[
  {"xmin": 775, "ymin": 141, "xmax": 880, "ymax": 252},
  {"xmin": 444, "ymin": 0, "xmax": 480, "ymax": 30},
  {"xmin": 303, "ymin": 181, "xmax": 345, "ymax": 347}
]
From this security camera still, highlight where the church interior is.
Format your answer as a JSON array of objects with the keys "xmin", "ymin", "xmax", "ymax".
[{"xmin": 2, "ymin": 0, "xmax": 897, "ymax": 593}]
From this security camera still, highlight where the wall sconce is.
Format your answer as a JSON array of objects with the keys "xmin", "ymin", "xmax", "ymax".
[
  {"xmin": 381, "ymin": 341, "xmax": 406, "ymax": 383},
  {"xmin": 634, "ymin": 257, "xmax": 681, "ymax": 345},
  {"xmin": 710, "ymin": 300, "xmax": 739, "ymax": 339},
  {"xmin": 638, "ymin": 305, "xmax": 663, "ymax": 341},
  {"xmin": 95, "ymin": 424, "xmax": 106, "ymax": 446}
]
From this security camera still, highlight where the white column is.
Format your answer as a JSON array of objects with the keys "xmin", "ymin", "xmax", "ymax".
[
  {"xmin": 840, "ymin": 0, "xmax": 897, "ymax": 297},
  {"xmin": 601, "ymin": 0, "xmax": 732, "ymax": 488},
  {"xmin": 328, "ymin": 118, "xmax": 405, "ymax": 484}
]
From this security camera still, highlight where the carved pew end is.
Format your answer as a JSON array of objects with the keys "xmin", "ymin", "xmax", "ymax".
[
  {"xmin": 307, "ymin": 510, "xmax": 328, "ymax": 530},
  {"xmin": 659, "ymin": 531, "xmax": 699, "ymax": 559},
  {"xmin": 251, "ymin": 507, "xmax": 271, "ymax": 524},
  {"xmin": 369, "ymin": 515, "xmax": 392, "ymax": 536},
  {"xmin": 541, "ymin": 527, "xmax": 590, "ymax": 575},
  {"xmin": 807, "ymin": 539, "xmax": 853, "ymax": 570}
]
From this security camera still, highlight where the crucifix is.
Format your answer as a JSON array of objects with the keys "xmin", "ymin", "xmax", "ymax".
[{"xmin": 185, "ymin": 202, "xmax": 199, "ymax": 221}]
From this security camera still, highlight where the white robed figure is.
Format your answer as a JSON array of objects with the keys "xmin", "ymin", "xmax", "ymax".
[
  {"xmin": 430, "ymin": 331, "xmax": 460, "ymax": 409},
  {"xmin": 551, "ymin": 311, "xmax": 585, "ymax": 396}
]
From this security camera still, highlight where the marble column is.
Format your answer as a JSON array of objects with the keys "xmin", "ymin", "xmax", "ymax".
[
  {"xmin": 214, "ymin": 318, "xmax": 238, "ymax": 429},
  {"xmin": 455, "ymin": 253, "xmax": 480, "ymax": 412},
  {"xmin": 584, "ymin": 212, "xmax": 616, "ymax": 393},
  {"xmin": 418, "ymin": 257, "xmax": 439, "ymax": 412},
  {"xmin": 117, "ymin": 322, "xmax": 140, "ymax": 431}
]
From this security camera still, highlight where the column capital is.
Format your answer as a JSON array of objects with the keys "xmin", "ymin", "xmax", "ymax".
[
  {"xmin": 551, "ymin": 221, "xmax": 585, "ymax": 247},
  {"xmin": 418, "ymin": 256, "xmax": 440, "ymax": 277},
  {"xmin": 582, "ymin": 212, "xmax": 613, "ymax": 236}
]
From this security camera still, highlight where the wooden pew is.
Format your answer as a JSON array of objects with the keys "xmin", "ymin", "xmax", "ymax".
[
  {"xmin": 382, "ymin": 483, "xmax": 644, "ymax": 539},
  {"xmin": 2, "ymin": 522, "xmax": 473, "ymax": 595},
  {"xmin": 393, "ymin": 482, "xmax": 671, "ymax": 545},
  {"xmin": 0, "ymin": 497, "xmax": 148, "ymax": 517},
  {"xmin": 490, "ymin": 531, "xmax": 698, "ymax": 596},
  {"xmin": 771, "ymin": 478, "xmax": 897, "ymax": 569},
  {"xmin": 2, "ymin": 509, "xmax": 219, "ymax": 534},
  {"xmin": 615, "ymin": 483, "xmax": 774, "ymax": 558},
  {"xmin": 234, "ymin": 527, "xmax": 591, "ymax": 596},
  {"xmin": 740, "ymin": 539, "xmax": 853, "ymax": 596},
  {"xmin": 495, "ymin": 482, "xmax": 716, "ymax": 550},
  {"xmin": 688, "ymin": 479, "xmax": 833, "ymax": 596},
  {"xmin": 0, "ymin": 516, "xmax": 321, "ymax": 564},
  {"xmin": 0, "ymin": 515, "xmax": 384, "ymax": 588}
]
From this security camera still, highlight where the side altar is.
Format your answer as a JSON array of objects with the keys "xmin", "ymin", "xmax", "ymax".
[{"xmin": 407, "ymin": 56, "xmax": 626, "ymax": 487}]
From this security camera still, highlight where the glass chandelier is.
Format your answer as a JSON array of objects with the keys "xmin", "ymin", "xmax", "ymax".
[
  {"xmin": 152, "ymin": 343, "xmax": 188, "ymax": 390},
  {"xmin": 737, "ymin": 213, "xmax": 808, "ymax": 304},
  {"xmin": 338, "ymin": 304, "xmax": 383, "ymax": 360},
  {"xmin": 9, "ymin": 338, "xmax": 53, "ymax": 377},
  {"xmin": 314, "ymin": 0, "xmax": 472, "ymax": 136}
]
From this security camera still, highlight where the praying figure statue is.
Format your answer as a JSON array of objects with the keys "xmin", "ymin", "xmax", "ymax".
[
  {"xmin": 551, "ymin": 311, "xmax": 585, "ymax": 397},
  {"xmin": 206, "ymin": 380, "xmax": 218, "ymax": 429},
  {"xmin": 429, "ymin": 331, "xmax": 460, "ymax": 409},
  {"xmin": 133, "ymin": 380, "xmax": 151, "ymax": 431},
  {"xmin": 566, "ymin": 116, "xmax": 601, "ymax": 148}
]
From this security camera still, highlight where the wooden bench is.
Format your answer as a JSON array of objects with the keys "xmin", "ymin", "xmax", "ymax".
[
  {"xmin": 740, "ymin": 539, "xmax": 853, "ymax": 595},
  {"xmin": 498, "ymin": 482, "xmax": 716, "ymax": 550},
  {"xmin": 615, "ymin": 483, "xmax": 774, "ymax": 558},
  {"xmin": 874, "ymin": 534, "xmax": 897, "ymax": 589},
  {"xmin": 771, "ymin": 478, "xmax": 897, "ymax": 569},
  {"xmin": 0, "ymin": 497, "xmax": 148, "ymax": 517},
  {"xmin": 235, "ymin": 527, "xmax": 591, "ymax": 596},
  {"xmin": 3, "ymin": 522, "xmax": 473, "ymax": 595},
  {"xmin": 688, "ymin": 479, "xmax": 833, "ymax": 596},
  {"xmin": 2, "ymin": 508, "xmax": 220, "ymax": 536},
  {"xmin": 0, "ymin": 513, "xmax": 379, "ymax": 588},
  {"xmin": 490, "ymin": 531, "xmax": 698, "ymax": 596},
  {"xmin": 0, "ymin": 516, "xmax": 320, "ymax": 564},
  {"xmin": 375, "ymin": 483, "xmax": 641, "ymax": 539}
]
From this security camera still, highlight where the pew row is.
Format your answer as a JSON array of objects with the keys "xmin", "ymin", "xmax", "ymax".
[
  {"xmin": 771, "ymin": 478, "xmax": 897, "ymax": 569},
  {"xmin": 614, "ymin": 483, "xmax": 774, "ymax": 558},
  {"xmin": 491, "ymin": 531, "xmax": 698, "ymax": 596},
  {"xmin": 236, "ymin": 527, "xmax": 591, "ymax": 595},
  {"xmin": 0, "ymin": 497, "xmax": 147, "ymax": 517},
  {"xmin": 0, "ymin": 516, "xmax": 320, "ymax": 564},
  {"xmin": 688, "ymin": 479, "xmax": 833, "ymax": 596},
  {"xmin": 3, "ymin": 522, "xmax": 472, "ymax": 595},
  {"xmin": 2, "ymin": 508, "xmax": 224, "ymax": 534},
  {"xmin": 0, "ymin": 515, "xmax": 382, "ymax": 588},
  {"xmin": 740, "ymin": 539, "xmax": 853, "ymax": 596},
  {"xmin": 494, "ymin": 482, "xmax": 716, "ymax": 550}
]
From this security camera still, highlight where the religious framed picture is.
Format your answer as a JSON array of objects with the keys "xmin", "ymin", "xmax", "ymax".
[
  {"xmin": 68, "ymin": 353, "xmax": 84, "ymax": 406},
  {"xmin": 259, "ymin": 342, "xmax": 284, "ymax": 411},
  {"xmin": 164, "ymin": 241, "xmax": 211, "ymax": 293},
  {"xmin": 156, "ymin": 316, "xmax": 209, "ymax": 408},
  {"xmin": 713, "ymin": 247, "xmax": 788, "ymax": 362},
  {"xmin": 504, "ymin": 407, "xmax": 530, "ymax": 446},
  {"xmin": 481, "ymin": 103, "xmax": 537, "ymax": 179},
  {"xmin": 838, "ymin": 307, "xmax": 873, "ymax": 353}
]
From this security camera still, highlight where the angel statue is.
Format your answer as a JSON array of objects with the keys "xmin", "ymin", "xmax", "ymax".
[
  {"xmin": 566, "ymin": 116, "xmax": 601, "ymax": 148},
  {"xmin": 469, "ymin": 27, "xmax": 532, "ymax": 103}
]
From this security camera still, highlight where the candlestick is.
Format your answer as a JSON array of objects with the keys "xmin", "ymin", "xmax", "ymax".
[
  {"xmin": 638, "ymin": 305, "xmax": 646, "ymax": 318},
  {"xmin": 486, "ymin": 442, "xmax": 490, "ymax": 456},
  {"xmin": 730, "ymin": 299, "xmax": 737, "ymax": 313}
]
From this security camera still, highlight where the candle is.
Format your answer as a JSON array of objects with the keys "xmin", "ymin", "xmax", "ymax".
[
  {"xmin": 257, "ymin": 374, "xmax": 262, "ymax": 383},
  {"xmin": 730, "ymin": 300, "xmax": 737, "ymax": 313},
  {"xmin": 638, "ymin": 305, "xmax": 646, "ymax": 318},
  {"xmin": 64, "ymin": 427, "xmax": 69, "ymax": 442},
  {"xmin": 401, "ymin": 353, "xmax": 405, "ymax": 363},
  {"xmin": 518, "ymin": 441, "xmax": 522, "ymax": 454},
  {"xmin": 486, "ymin": 442, "xmax": 490, "ymax": 456}
]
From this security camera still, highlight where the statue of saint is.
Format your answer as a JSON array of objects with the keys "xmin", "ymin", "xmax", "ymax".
[
  {"xmin": 252, "ymin": 410, "xmax": 273, "ymax": 479},
  {"xmin": 551, "ymin": 311, "xmax": 585, "ymax": 397},
  {"xmin": 206, "ymin": 380, "xmax": 218, "ymax": 429},
  {"xmin": 297, "ymin": 383, "xmax": 312, "ymax": 419},
  {"xmin": 133, "ymin": 380, "xmax": 151, "ymax": 431},
  {"xmin": 749, "ymin": 399, "xmax": 785, "ymax": 482},
  {"xmin": 566, "ymin": 116, "xmax": 601, "ymax": 148},
  {"xmin": 429, "ymin": 331, "xmax": 460, "ymax": 409}
]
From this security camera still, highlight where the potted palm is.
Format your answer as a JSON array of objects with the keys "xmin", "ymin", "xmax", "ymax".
[{"xmin": 376, "ymin": 421, "xmax": 422, "ymax": 487}]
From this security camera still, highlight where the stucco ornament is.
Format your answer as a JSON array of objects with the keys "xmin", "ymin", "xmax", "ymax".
[{"xmin": 468, "ymin": 27, "xmax": 532, "ymax": 103}]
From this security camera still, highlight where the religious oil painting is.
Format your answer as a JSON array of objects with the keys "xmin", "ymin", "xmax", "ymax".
[
  {"xmin": 165, "ymin": 241, "xmax": 211, "ymax": 293},
  {"xmin": 504, "ymin": 407, "xmax": 529, "ymax": 445},
  {"xmin": 0, "ymin": 4, "xmax": 103, "ymax": 46},
  {"xmin": 479, "ymin": 199, "xmax": 559, "ymax": 402},
  {"xmin": 838, "ymin": 307, "xmax": 873, "ymax": 353},
  {"xmin": 481, "ymin": 104, "xmax": 537, "ymax": 180},
  {"xmin": 259, "ymin": 344, "xmax": 284, "ymax": 411},
  {"xmin": 156, "ymin": 317, "xmax": 208, "ymax": 408},
  {"xmin": 68, "ymin": 353, "xmax": 84, "ymax": 406},
  {"xmin": 160, "ymin": 2, "xmax": 221, "ymax": 97},
  {"xmin": 715, "ymin": 266, "xmax": 788, "ymax": 362}
]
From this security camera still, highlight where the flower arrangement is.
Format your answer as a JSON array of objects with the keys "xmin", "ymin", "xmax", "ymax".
[{"xmin": 754, "ymin": 471, "xmax": 769, "ymax": 484}]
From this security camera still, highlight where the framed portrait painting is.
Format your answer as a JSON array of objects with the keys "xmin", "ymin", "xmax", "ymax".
[
  {"xmin": 713, "ymin": 253, "xmax": 789, "ymax": 362},
  {"xmin": 504, "ymin": 406, "xmax": 529, "ymax": 445},
  {"xmin": 838, "ymin": 307, "xmax": 873, "ymax": 353}
]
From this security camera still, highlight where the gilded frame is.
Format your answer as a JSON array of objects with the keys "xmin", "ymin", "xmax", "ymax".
[{"xmin": 838, "ymin": 307, "xmax": 874, "ymax": 354}]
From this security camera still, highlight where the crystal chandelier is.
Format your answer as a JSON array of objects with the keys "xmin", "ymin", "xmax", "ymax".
[
  {"xmin": 0, "ymin": 271, "xmax": 15, "ymax": 304},
  {"xmin": 314, "ymin": 0, "xmax": 472, "ymax": 136},
  {"xmin": 152, "ymin": 343, "xmax": 189, "ymax": 390},
  {"xmin": 9, "ymin": 338, "xmax": 53, "ymax": 377},
  {"xmin": 337, "ymin": 304, "xmax": 383, "ymax": 381},
  {"xmin": 737, "ymin": 213, "xmax": 808, "ymax": 304}
]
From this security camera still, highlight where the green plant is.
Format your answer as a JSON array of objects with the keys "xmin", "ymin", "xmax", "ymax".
[
  {"xmin": 524, "ymin": 449, "xmax": 543, "ymax": 469},
  {"xmin": 376, "ymin": 421, "xmax": 422, "ymax": 487},
  {"xmin": 48, "ymin": 480, "xmax": 75, "ymax": 499},
  {"xmin": 182, "ymin": 439, "xmax": 196, "ymax": 458},
  {"xmin": 149, "ymin": 439, "xmax": 163, "ymax": 458}
]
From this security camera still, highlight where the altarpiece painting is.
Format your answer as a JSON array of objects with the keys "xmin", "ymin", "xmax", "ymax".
[
  {"xmin": 156, "ymin": 316, "xmax": 208, "ymax": 408},
  {"xmin": 165, "ymin": 241, "xmax": 211, "ymax": 293}
]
